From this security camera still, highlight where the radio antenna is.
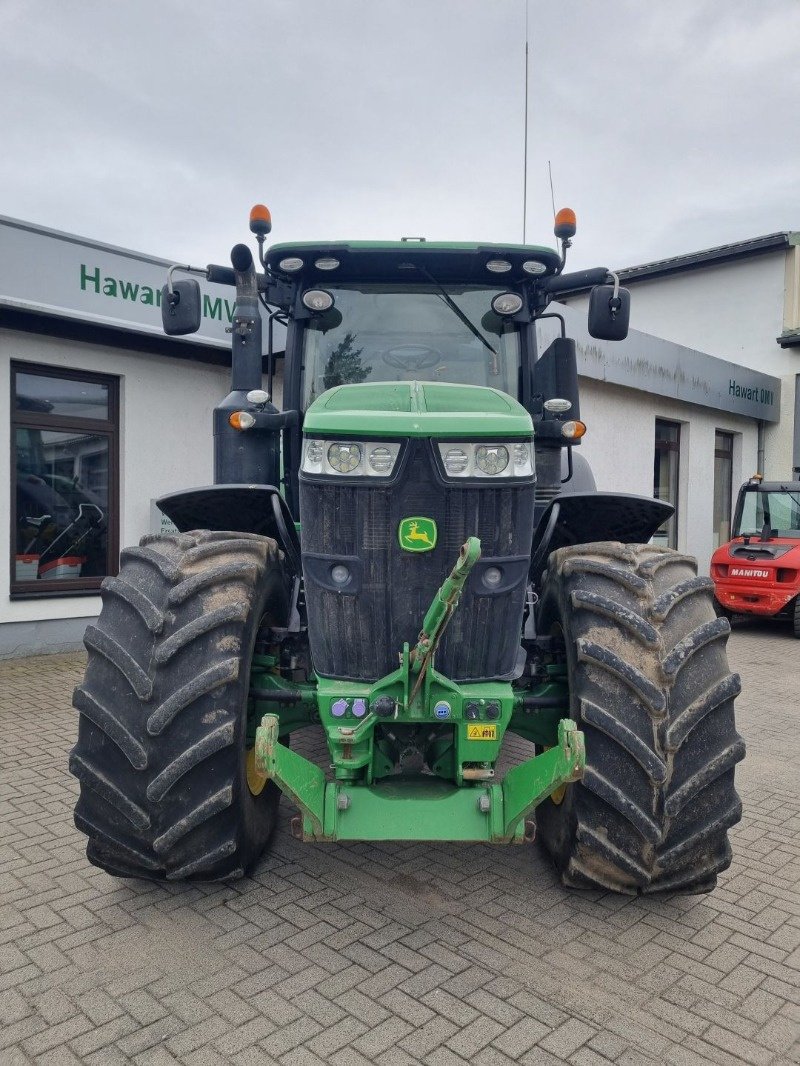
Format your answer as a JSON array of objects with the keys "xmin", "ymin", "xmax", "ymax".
[
  {"xmin": 548, "ymin": 159, "xmax": 557, "ymax": 220},
  {"xmin": 522, "ymin": 0, "xmax": 529, "ymax": 243}
]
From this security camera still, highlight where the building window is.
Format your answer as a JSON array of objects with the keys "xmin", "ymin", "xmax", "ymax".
[
  {"xmin": 653, "ymin": 419, "xmax": 680, "ymax": 549},
  {"xmin": 713, "ymin": 431, "xmax": 734, "ymax": 548},
  {"xmin": 11, "ymin": 362, "xmax": 119, "ymax": 597}
]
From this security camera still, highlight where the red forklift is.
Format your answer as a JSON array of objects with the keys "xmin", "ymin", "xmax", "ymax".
[{"xmin": 711, "ymin": 475, "xmax": 800, "ymax": 637}]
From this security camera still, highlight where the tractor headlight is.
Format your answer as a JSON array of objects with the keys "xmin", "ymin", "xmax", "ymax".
[
  {"xmin": 512, "ymin": 442, "xmax": 533, "ymax": 474},
  {"xmin": 368, "ymin": 447, "xmax": 394, "ymax": 473},
  {"xmin": 491, "ymin": 292, "xmax": 523, "ymax": 316},
  {"xmin": 301, "ymin": 439, "xmax": 401, "ymax": 477},
  {"xmin": 443, "ymin": 447, "xmax": 470, "ymax": 475},
  {"xmin": 302, "ymin": 289, "xmax": 335, "ymax": 313},
  {"xmin": 475, "ymin": 445, "xmax": 509, "ymax": 475},
  {"xmin": 436, "ymin": 441, "xmax": 534, "ymax": 479},
  {"xmin": 327, "ymin": 442, "xmax": 361, "ymax": 473}
]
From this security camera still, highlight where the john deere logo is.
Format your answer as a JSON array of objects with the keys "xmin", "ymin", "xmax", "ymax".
[{"xmin": 398, "ymin": 517, "xmax": 437, "ymax": 552}]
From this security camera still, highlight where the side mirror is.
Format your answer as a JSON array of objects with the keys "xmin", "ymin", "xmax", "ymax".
[
  {"xmin": 588, "ymin": 283, "xmax": 630, "ymax": 341},
  {"xmin": 161, "ymin": 279, "xmax": 202, "ymax": 335}
]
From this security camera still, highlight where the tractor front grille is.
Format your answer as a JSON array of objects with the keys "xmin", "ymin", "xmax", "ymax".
[{"xmin": 299, "ymin": 441, "xmax": 535, "ymax": 682}]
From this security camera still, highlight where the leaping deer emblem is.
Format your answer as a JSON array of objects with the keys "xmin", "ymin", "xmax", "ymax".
[{"xmin": 404, "ymin": 521, "xmax": 433, "ymax": 546}]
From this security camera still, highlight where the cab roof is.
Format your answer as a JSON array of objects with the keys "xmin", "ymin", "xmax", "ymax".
[
  {"xmin": 744, "ymin": 481, "xmax": 800, "ymax": 492},
  {"xmin": 266, "ymin": 240, "xmax": 561, "ymax": 286}
]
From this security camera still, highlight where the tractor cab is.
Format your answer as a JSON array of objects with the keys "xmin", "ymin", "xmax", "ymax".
[{"xmin": 264, "ymin": 240, "xmax": 562, "ymax": 408}]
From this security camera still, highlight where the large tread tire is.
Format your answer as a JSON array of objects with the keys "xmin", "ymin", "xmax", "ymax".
[
  {"xmin": 793, "ymin": 597, "xmax": 800, "ymax": 639},
  {"xmin": 70, "ymin": 530, "xmax": 290, "ymax": 881},
  {"xmin": 536, "ymin": 542, "xmax": 744, "ymax": 895}
]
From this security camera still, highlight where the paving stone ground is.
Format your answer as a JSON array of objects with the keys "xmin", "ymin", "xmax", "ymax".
[{"xmin": 1, "ymin": 622, "xmax": 799, "ymax": 1065}]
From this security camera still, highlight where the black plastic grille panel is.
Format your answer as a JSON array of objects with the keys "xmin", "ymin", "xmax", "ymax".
[{"xmin": 300, "ymin": 444, "xmax": 534, "ymax": 681}]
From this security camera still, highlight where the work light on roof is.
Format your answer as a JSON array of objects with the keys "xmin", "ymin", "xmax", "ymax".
[
  {"xmin": 314, "ymin": 257, "xmax": 340, "ymax": 271},
  {"xmin": 522, "ymin": 260, "xmax": 547, "ymax": 275},
  {"xmin": 491, "ymin": 292, "xmax": 523, "ymax": 316},
  {"xmin": 279, "ymin": 256, "xmax": 304, "ymax": 272},
  {"xmin": 486, "ymin": 259, "xmax": 512, "ymax": 274},
  {"xmin": 302, "ymin": 289, "xmax": 335, "ymax": 313}
]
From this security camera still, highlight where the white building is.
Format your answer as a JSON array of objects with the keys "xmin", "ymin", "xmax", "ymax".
[
  {"xmin": 0, "ymin": 216, "xmax": 792, "ymax": 655},
  {"xmin": 561, "ymin": 232, "xmax": 797, "ymax": 571},
  {"xmin": 1, "ymin": 216, "xmax": 276, "ymax": 656}
]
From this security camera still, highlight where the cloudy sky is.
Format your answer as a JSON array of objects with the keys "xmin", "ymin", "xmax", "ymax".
[{"xmin": 1, "ymin": 0, "xmax": 798, "ymax": 272}]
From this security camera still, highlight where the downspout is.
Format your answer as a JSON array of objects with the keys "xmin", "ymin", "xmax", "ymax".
[{"xmin": 757, "ymin": 419, "xmax": 765, "ymax": 477}]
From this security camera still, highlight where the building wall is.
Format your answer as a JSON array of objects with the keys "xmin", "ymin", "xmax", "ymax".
[
  {"xmin": 567, "ymin": 251, "xmax": 798, "ymax": 479},
  {"xmin": 1, "ymin": 328, "xmax": 231, "ymax": 650},
  {"xmin": 579, "ymin": 377, "xmax": 758, "ymax": 571}
]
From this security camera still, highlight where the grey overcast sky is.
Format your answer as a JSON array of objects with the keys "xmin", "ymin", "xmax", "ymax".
[{"xmin": 1, "ymin": 0, "xmax": 798, "ymax": 271}]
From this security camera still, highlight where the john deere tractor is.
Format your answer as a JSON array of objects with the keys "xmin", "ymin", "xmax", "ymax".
[{"xmin": 70, "ymin": 207, "xmax": 744, "ymax": 893}]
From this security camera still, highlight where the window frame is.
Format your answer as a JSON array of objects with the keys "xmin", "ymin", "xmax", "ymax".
[
  {"xmin": 10, "ymin": 361, "xmax": 120, "ymax": 599},
  {"xmin": 713, "ymin": 430, "xmax": 735, "ymax": 548},
  {"xmin": 654, "ymin": 418, "xmax": 681, "ymax": 550}
]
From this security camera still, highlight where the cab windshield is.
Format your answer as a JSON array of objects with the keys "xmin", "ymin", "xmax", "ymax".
[
  {"xmin": 736, "ymin": 489, "xmax": 800, "ymax": 537},
  {"xmin": 300, "ymin": 284, "xmax": 521, "ymax": 408}
]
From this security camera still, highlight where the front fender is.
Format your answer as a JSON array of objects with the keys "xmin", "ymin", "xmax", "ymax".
[
  {"xmin": 530, "ymin": 492, "xmax": 673, "ymax": 582},
  {"xmin": 157, "ymin": 484, "xmax": 301, "ymax": 574}
]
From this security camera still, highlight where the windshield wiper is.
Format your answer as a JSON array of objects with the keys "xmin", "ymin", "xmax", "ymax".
[{"xmin": 410, "ymin": 265, "xmax": 500, "ymax": 368}]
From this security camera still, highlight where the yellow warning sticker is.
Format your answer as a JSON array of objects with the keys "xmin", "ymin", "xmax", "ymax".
[{"xmin": 467, "ymin": 724, "xmax": 497, "ymax": 741}]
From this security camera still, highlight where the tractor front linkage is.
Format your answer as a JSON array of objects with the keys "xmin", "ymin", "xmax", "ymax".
[{"xmin": 253, "ymin": 539, "xmax": 585, "ymax": 843}]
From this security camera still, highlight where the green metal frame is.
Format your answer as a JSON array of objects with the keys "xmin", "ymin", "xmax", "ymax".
[
  {"xmin": 250, "ymin": 538, "xmax": 585, "ymax": 845},
  {"xmin": 255, "ymin": 714, "xmax": 583, "ymax": 843}
]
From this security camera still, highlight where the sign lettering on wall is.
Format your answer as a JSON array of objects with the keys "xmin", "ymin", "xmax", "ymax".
[
  {"xmin": 557, "ymin": 304, "xmax": 781, "ymax": 422},
  {"xmin": 0, "ymin": 215, "xmax": 248, "ymax": 348}
]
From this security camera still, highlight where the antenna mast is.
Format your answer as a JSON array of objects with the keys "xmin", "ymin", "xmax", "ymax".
[{"xmin": 522, "ymin": 0, "xmax": 529, "ymax": 243}]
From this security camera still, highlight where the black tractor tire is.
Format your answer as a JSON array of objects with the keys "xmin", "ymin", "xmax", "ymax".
[
  {"xmin": 70, "ymin": 530, "xmax": 290, "ymax": 882},
  {"xmin": 793, "ymin": 597, "xmax": 800, "ymax": 639},
  {"xmin": 536, "ymin": 542, "xmax": 744, "ymax": 895}
]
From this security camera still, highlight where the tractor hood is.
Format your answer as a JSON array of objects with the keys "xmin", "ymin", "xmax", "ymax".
[{"xmin": 303, "ymin": 381, "xmax": 533, "ymax": 439}]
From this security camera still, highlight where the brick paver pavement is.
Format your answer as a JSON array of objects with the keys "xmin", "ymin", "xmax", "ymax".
[{"xmin": 1, "ymin": 624, "xmax": 798, "ymax": 1064}]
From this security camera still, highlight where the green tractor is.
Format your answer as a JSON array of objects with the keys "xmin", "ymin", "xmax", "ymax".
[{"xmin": 70, "ymin": 206, "xmax": 744, "ymax": 893}]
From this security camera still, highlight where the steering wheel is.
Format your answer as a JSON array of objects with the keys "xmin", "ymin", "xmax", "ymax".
[{"xmin": 380, "ymin": 344, "xmax": 443, "ymax": 371}]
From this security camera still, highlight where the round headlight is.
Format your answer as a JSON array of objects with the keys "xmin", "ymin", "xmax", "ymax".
[
  {"xmin": 278, "ymin": 256, "xmax": 303, "ymax": 272},
  {"xmin": 368, "ymin": 447, "xmax": 394, "ymax": 474},
  {"xmin": 486, "ymin": 259, "xmax": 512, "ymax": 274},
  {"xmin": 306, "ymin": 439, "xmax": 324, "ymax": 464},
  {"xmin": 491, "ymin": 292, "xmax": 523, "ymax": 316},
  {"xmin": 443, "ymin": 448, "xmax": 469, "ymax": 475},
  {"xmin": 327, "ymin": 442, "xmax": 362, "ymax": 473},
  {"xmin": 522, "ymin": 260, "xmax": 547, "ymax": 275},
  {"xmin": 302, "ymin": 289, "xmax": 335, "ymax": 313},
  {"xmin": 314, "ymin": 257, "xmax": 340, "ymax": 271},
  {"xmin": 475, "ymin": 445, "xmax": 509, "ymax": 475}
]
